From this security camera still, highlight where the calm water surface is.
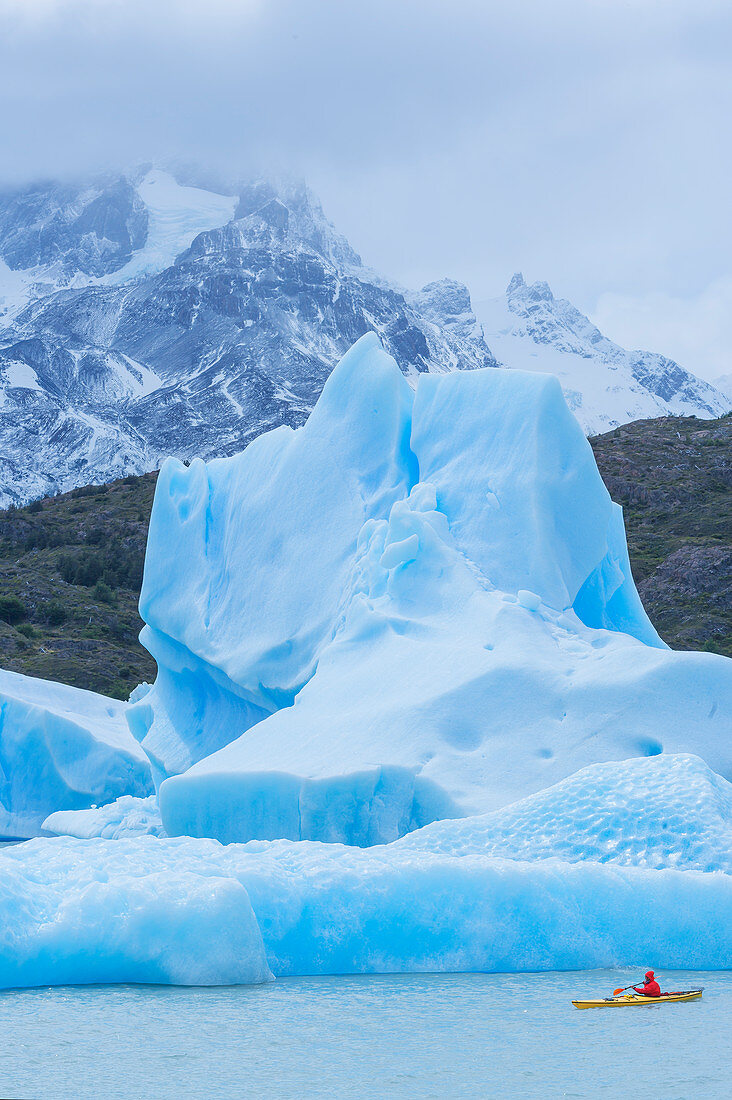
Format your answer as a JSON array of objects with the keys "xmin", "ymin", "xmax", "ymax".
[{"xmin": 0, "ymin": 970, "xmax": 728, "ymax": 1099}]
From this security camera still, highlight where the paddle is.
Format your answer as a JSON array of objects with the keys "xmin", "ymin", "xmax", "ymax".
[{"xmin": 612, "ymin": 983, "xmax": 641, "ymax": 995}]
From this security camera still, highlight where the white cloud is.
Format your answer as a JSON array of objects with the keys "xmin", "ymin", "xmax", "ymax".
[
  {"xmin": 592, "ymin": 278, "xmax": 732, "ymax": 383},
  {"xmin": 0, "ymin": 0, "xmax": 730, "ymax": 335}
]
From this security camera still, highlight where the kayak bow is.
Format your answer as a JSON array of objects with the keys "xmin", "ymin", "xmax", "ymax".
[{"xmin": 572, "ymin": 989, "xmax": 703, "ymax": 1009}]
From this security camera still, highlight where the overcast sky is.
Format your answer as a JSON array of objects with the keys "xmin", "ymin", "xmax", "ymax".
[{"xmin": 1, "ymin": 0, "xmax": 731, "ymax": 380}]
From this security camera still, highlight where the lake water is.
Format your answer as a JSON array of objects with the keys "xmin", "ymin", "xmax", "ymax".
[{"xmin": 0, "ymin": 970, "xmax": 728, "ymax": 1099}]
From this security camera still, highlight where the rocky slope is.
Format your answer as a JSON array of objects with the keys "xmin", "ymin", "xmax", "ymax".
[
  {"xmin": 0, "ymin": 475, "xmax": 157, "ymax": 697},
  {"xmin": 0, "ymin": 414, "xmax": 728, "ymax": 696}
]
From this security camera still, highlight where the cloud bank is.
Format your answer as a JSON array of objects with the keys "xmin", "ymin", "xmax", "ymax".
[{"xmin": 0, "ymin": 0, "xmax": 730, "ymax": 376}]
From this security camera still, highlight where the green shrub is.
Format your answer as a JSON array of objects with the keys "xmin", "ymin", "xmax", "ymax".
[
  {"xmin": 86, "ymin": 526, "xmax": 108, "ymax": 547},
  {"xmin": 26, "ymin": 499, "xmax": 43, "ymax": 513},
  {"xmin": 0, "ymin": 596, "xmax": 27, "ymax": 625},
  {"xmin": 58, "ymin": 551, "xmax": 103, "ymax": 587},
  {"xmin": 24, "ymin": 530, "xmax": 48, "ymax": 552},
  {"xmin": 93, "ymin": 580, "xmax": 116, "ymax": 605},
  {"xmin": 45, "ymin": 600, "xmax": 67, "ymax": 625},
  {"xmin": 57, "ymin": 548, "xmax": 142, "ymax": 592},
  {"xmin": 17, "ymin": 622, "xmax": 36, "ymax": 638}
]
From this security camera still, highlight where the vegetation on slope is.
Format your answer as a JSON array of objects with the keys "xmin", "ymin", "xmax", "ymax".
[
  {"xmin": 0, "ymin": 414, "xmax": 729, "ymax": 698},
  {"xmin": 0, "ymin": 475, "xmax": 158, "ymax": 698},
  {"xmin": 590, "ymin": 414, "xmax": 732, "ymax": 656}
]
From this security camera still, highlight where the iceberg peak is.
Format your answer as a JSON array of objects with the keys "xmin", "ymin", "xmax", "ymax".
[{"xmin": 123, "ymin": 336, "xmax": 732, "ymax": 845}]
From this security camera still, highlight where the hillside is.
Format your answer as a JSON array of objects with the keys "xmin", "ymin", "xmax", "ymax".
[
  {"xmin": 0, "ymin": 413, "xmax": 729, "ymax": 697},
  {"xmin": 590, "ymin": 414, "xmax": 732, "ymax": 656},
  {"xmin": 0, "ymin": 474, "xmax": 158, "ymax": 697}
]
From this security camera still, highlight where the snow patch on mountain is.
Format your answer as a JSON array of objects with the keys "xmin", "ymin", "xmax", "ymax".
[
  {"xmin": 714, "ymin": 373, "xmax": 732, "ymax": 402},
  {"xmin": 104, "ymin": 170, "xmax": 237, "ymax": 283}
]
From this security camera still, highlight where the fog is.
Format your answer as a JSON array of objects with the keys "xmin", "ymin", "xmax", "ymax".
[{"xmin": 1, "ymin": 0, "xmax": 730, "ymax": 378}]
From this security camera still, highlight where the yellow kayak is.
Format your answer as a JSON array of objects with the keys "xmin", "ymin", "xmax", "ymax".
[{"xmin": 572, "ymin": 990, "xmax": 703, "ymax": 1009}]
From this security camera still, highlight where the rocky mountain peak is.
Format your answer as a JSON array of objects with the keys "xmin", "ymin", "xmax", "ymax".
[
  {"xmin": 0, "ymin": 175, "xmax": 149, "ymax": 279},
  {"xmin": 0, "ymin": 166, "xmax": 496, "ymax": 507},
  {"xmin": 476, "ymin": 275, "xmax": 730, "ymax": 435}
]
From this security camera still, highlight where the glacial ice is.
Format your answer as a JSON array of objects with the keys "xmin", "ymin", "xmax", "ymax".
[
  {"xmin": 0, "ymin": 824, "xmax": 730, "ymax": 990},
  {"xmin": 132, "ymin": 335, "xmax": 417, "ymax": 784},
  {"xmin": 0, "ymin": 838, "xmax": 271, "ymax": 989},
  {"xmin": 0, "ymin": 669, "xmax": 153, "ymax": 839},
  {"xmin": 105, "ymin": 169, "xmax": 237, "ymax": 284},
  {"xmin": 2, "ymin": 333, "xmax": 731, "ymax": 988},
  {"xmin": 401, "ymin": 754, "xmax": 732, "ymax": 873},
  {"xmin": 43, "ymin": 795, "xmax": 164, "ymax": 840},
  {"xmin": 127, "ymin": 334, "xmax": 732, "ymax": 845}
]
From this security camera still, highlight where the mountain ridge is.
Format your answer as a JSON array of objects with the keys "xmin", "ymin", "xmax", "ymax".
[
  {"xmin": 1, "ymin": 167, "xmax": 728, "ymax": 507},
  {"xmin": 0, "ymin": 168, "xmax": 497, "ymax": 507},
  {"xmin": 476, "ymin": 272, "xmax": 729, "ymax": 435}
]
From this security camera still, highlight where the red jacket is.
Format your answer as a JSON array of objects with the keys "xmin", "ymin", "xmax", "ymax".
[{"xmin": 635, "ymin": 979, "xmax": 661, "ymax": 997}]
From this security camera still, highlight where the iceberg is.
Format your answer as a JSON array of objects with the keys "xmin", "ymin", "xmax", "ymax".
[
  {"xmin": 131, "ymin": 335, "xmax": 417, "ymax": 785},
  {"xmin": 0, "ymin": 837, "xmax": 271, "ymax": 989},
  {"xmin": 125, "ymin": 335, "xmax": 732, "ymax": 845},
  {"xmin": 2, "ymin": 334, "xmax": 730, "ymax": 989},
  {"xmin": 0, "ymin": 823, "xmax": 730, "ymax": 990},
  {"xmin": 0, "ymin": 669, "xmax": 153, "ymax": 839}
]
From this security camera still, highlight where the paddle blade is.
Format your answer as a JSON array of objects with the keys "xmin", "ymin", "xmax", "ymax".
[{"xmin": 613, "ymin": 988, "xmax": 624, "ymax": 995}]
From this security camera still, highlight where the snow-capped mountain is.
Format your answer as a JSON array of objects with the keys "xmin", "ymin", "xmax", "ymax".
[
  {"xmin": 714, "ymin": 373, "xmax": 732, "ymax": 403},
  {"xmin": 1, "ymin": 168, "xmax": 728, "ymax": 506},
  {"xmin": 0, "ymin": 168, "xmax": 494, "ymax": 506},
  {"xmin": 476, "ymin": 274, "xmax": 730, "ymax": 435}
]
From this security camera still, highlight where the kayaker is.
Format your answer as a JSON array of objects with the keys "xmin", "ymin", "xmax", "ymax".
[{"xmin": 634, "ymin": 970, "xmax": 661, "ymax": 997}]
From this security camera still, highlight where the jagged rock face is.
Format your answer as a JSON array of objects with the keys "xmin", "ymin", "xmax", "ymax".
[
  {"xmin": 0, "ymin": 169, "xmax": 495, "ymax": 507},
  {"xmin": 0, "ymin": 177, "xmax": 148, "ymax": 278},
  {"xmin": 476, "ymin": 273, "xmax": 730, "ymax": 435},
  {"xmin": 1, "ymin": 169, "xmax": 727, "ymax": 507}
]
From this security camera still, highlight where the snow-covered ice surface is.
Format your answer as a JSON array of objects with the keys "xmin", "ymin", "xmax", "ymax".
[
  {"xmin": 0, "ymin": 669, "xmax": 153, "ymax": 839},
  {"xmin": 401, "ymin": 754, "xmax": 732, "ymax": 873},
  {"xmin": 0, "ymin": 829, "xmax": 729, "ymax": 990},
  {"xmin": 43, "ymin": 795, "xmax": 164, "ymax": 840},
  {"xmin": 127, "ymin": 335, "xmax": 732, "ymax": 845}
]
